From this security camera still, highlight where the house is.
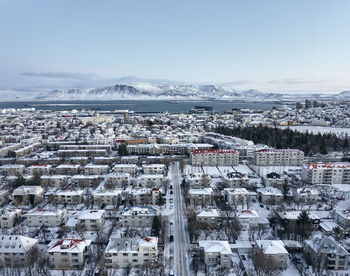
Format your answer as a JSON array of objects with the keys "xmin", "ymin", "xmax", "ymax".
[
  {"xmin": 223, "ymin": 172, "xmax": 249, "ymax": 188},
  {"xmin": 121, "ymin": 206, "xmax": 159, "ymax": 228},
  {"xmin": 26, "ymin": 209, "xmax": 67, "ymax": 227},
  {"xmin": 255, "ymin": 240, "xmax": 288, "ymax": 269},
  {"xmin": 84, "ymin": 164, "xmax": 109, "ymax": 175},
  {"xmin": 0, "ymin": 235, "xmax": 38, "ymax": 267},
  {"xmin": 197, "ymin": 209, "xmax": 221, "ymax": 227},
  {"xmin": 77, "ymin": 210, "xmax": 105, "ymax": 230},
  {"xmin": 278, "ymin": 211, "xmax": 320, "ymax": 230},
  {"xmin": 105, "ymin": 173, "xmax": 130, "ymax": 187},
  {"xmin": 105, "ymin": 236, "xmax": 158, "ymax": 268},
  {"xmin": 113, "ymin": 164, "xmax": 137, "ymax": 176},
  {"xmin": 198, "ymin": 240, "xmax": 232, "ymax": 268},
  {"xmin": 28, "ymin": 164, "xmax": 52, "ymax": 175},
  {"xmin": 71, "ymin": 175, "xmax": 103, "ymax": 188},
  {"xmin": 262, "ymin": 172, "xmax": 285, "ymax": 189},
  {"xmin": 41, "ymin": 175, "xmax": 67, "ymax": 188},
  {"xmin": 335, "ymin": 209, "xmax": 350, "ymax": 235},
  {"xmin": 47, "ymin": 238, "xmax": 92, "ymax": 269},
  {"xmin": 138, "ymin": 174, "xmax": 167, "ymax": 188},
  {"xmin": 257, "ymin": 186, "xmax": 283, "ymax": 205},
  {"xmin": 128, "ymin": 187, "xmax": 161, "ymax": 205},
  {"xmin": 188, "ymin": 188, "xmax": 214, "ymax": 206},
  {"xmin": 304, "ymin": 236, "xmax": 350, "ymax": 271},
  {"xmin": 0, "ymin": 208, "xmax": 22, "ymax": 228},
  {"xmin": 237, "ymin": 209, "xmax": 260, "ymax": 231},
  {"xmin": 0, "ymin": 164, "xmax": 25, "ymax": 176},
  {"xmin": 55, "ymin": 164, "xmax": 80, "ymax": 175},
  {"xmin": 12, "ymin": 186, "xmax": 44, "ymax": 206},
  {"xmin": 294, "ymin": 187, "xmax": 319, "ymax": 203},
  {"xmin": 0, "ymin": 190, "xmax": 9, "ymax": 206},
  {"xmin": 54, "ymin": 189, "xmax": 84, "ymax": 204},
  {"xmin": 92, "ymin": 186, "xmax": 122, "ymax": 205},
  {"xmin": 142, "ymin": 164, "xmax": 165, "ymax": 175},
  {"xmin": 224, "ymin": 188, "xmax": 250, "ymax": 206},
  {"xmin": 186, "ymin": 173, "xmax": 211, "ymax": 188}
]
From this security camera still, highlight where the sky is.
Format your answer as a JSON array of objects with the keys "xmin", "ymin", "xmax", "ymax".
[{"xmin": 0, "ymin": 0, "xmax": 350, "ymax": 95}]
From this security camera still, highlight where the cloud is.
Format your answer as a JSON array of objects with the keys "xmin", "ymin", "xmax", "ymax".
[
  {"xmin": 21, "ymin": 71, "xmax": 98, "ymax": 81},
  {"xmin": 268, "ymin": 78, "xmax": 329, "ymax": 85}
]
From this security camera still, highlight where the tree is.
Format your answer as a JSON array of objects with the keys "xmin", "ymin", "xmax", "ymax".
[
  {"xmin": 14, "ymin": 173, "xmax": 26, "ymax": 188},
  {"xmin": 332, "ymin": 226, "xmax": 344, "ymax": 241},
  {"xmin": 251, "ymin": 248, "xmax": 280, "ymax": 276},
  {"xmin": 156, "ymin": 193, "xmax": 165, "ymax": 207},
  {"xmin": 152, "ymin": 216, "xmax": 162, "ymax": 236},
  {"xmin": 282, "ymin": 180, "xmax": 289, "ymax": 200},
  {"xmin": 179, "ymin": 157, "xmax": 185, "ymax": 173},
  {"xmin": 295, "ymin": 211, "xmax": 313, "ymax": 241},
  {"xmin": 118, "ymin": 143, "xmax": 128, "ymax": 156},
  {"xmin": 163, "ymin": 157, "xmax": 171, "ymax": 170},
  {"xmin": 31, "ymin": 171, "xmax": 41, "ymax": 186}
]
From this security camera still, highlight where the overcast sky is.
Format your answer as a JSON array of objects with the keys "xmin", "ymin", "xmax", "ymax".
[{"xmin": 1, "ymin": 0, "xmax": 350, "ymax": 94}]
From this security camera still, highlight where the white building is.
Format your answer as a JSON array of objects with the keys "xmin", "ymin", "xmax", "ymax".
[
  {"xmin": 294, "ymin": 187, "xmax": 319, "ymax": 202},
  {"xmin": 54, "ymin": 189, "xmax": 84, "ymax": 204},
  {"xmin": 224, "ymin": 188, "xmax": 250, "ymax": 206},
  {"xmin": 41, "ymin": 175, "xmax": 67, "ymax": 188},
  {"xmin": 139, "ymin": 174, "xmax": 167, "ymax": 188},
  {"xmin": 191, "ymin": 149, "xmax": 239, "ymax": 166},
  {"xmin": 77, "ymin": 210, "xmax": 105, "ymax": 230},
  {"xmin": 12, "ymin": 186, "xmax": 44, "ymax": 206},
  {"xmin": 197, "ymin": 209, "xmax": 220, "ymax": 226},
  {"xmin": 55, "ymin": 164, "xmax": 80, "ymax": 175},
  {"xmin": 105, "ymin": 236, "xmax": 158, "ymax": 268},
  {"xmin": 28, "ymin": 164, "xmax": 52, "ymax": 175},
  {"xmin": 256, "ymin": 240, "xmax": 288, "ymax": 269},
  {"xmin": 302, "ymin": 162, "xmax": 350, "ymax": 184},
  {"xmin": 113, "ymin": 164, "xmax": 137, "ymax": 176},
  {"xmin": 121, "ymin": 206, "xmax": 159, "ymax": 228},
  {"xmin": 198, "ymin": 240, "xmax": 232, "ymax": 268},
  {"xmin": 142, "ymin": 164, "xmax": 165, "ymax": 175},
  {"xmin": 254, "ymin": 149, "xmax": 304, "ymax": 166},
  {"xmin": 257, "ymin": 186, "xmax": 283, "ymax": 205},
  {"xmin": 26, "ymin": 209, "xmax": 67, "ymax": 227},
  {"xmin": 237, "ymin": 209, "xmax": 260, "ymax": 230},
  {"xmin": 92, "ymin": 186, "xmax": 122, "ymax": 205},
  {"xmin": 47, "ymin": 238, "xmax": 92, "ymax": 269},
  {"xmin": 0, "ymin": 235, "xmax": 38, "ymax": 267},
  {"xmin": 0, "ymin": 208, "xmax": 21, "ymax": 228},
  {"xmin": 223, "ymin": 172, "xmax": 249, "ymax": 188},
  {"xmin": 188, "ymin": 188, "xmax": 214, "ymax": 206},
  {"xmin": 84, "ymin": 164, "xmax": 109, "ymax": 175},
  {"xmin": 0, "ymin": 164, "xmax": 25, "ymax": 175}
]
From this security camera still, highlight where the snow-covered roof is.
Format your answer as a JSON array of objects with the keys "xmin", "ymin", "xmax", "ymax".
[
  {"xmin": 257, "ymin": 186, "xmax": 283, "ymax": 196},
  {"xmin": 238, "ymin": 209, "xmax": 260, "ymax": 219},
  {"xmin": 47, "ymin": 238, "xmax": 91, "ymax": 253},
  {"xmin": 0, "ymin": 235, "xmax": 38, "ymax": 253},
  {"xmin": 78, "ymin": 210, "xmax": 105, "ymax": 220},
  {"xmin": 197, "ymin": 209, "xmax": 220, "ymax": 218},
  {"xmin": 122, "ymin": 206, "xmax": 159, "ymax": 216},
  {"xmin": 224, "ymin": 188, "xmax": 249, "ymax": 195},
  {"xmin": 256, "ymin": 240, "xmax": 288, "ymax": 255},
  {"xmin": 188, "ymin": 188, "xmax": 213, "ymax": 195},
  {"xmin": 105, "ymin": 236, "xmax": 158, "ymax": 253},
  {"xmin": 305, "ymin": 237, "xmax": 349, "ymax": 256},
  {"xmin": 55, "ymin": 189, "xmax": 84, "ymax": 196},
  {"xmin": 199, "ymin": 240, "xmax": 232, "ymax": 255}
]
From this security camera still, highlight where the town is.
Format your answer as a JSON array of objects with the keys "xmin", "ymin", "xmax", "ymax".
[{"xmin": 0, "ymin": 104, "xmax": 349, "ymax": 276}]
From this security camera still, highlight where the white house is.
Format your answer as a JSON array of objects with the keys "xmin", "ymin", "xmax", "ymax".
[
  {"xmin": 105, "ymin": 236, "xmax": 158, "ymax": 268},
  {"xmin": 198, "ymin": 240, "xmax": 232, "ymax": 268},
  {"xmin": 28, "ymin": 164, "xmax": 52, "ymax": 175},
  {"xmin": 54, "ymin": 189, "xmax": 84, "ymax": 204},
  {"xmin": 142, "ymin": 164, "xmax": 165, "ymax": 175},
  {"xmin": 237, "ymin": 209, "xmax": 260, "ymax": 230},
  {"xmin": 0, "ymin": 235, "xmax": 38, "ymax": 267},
  {"xmin": 188, "ymin": 188, "xmax": 214, "ymax": 206},
  {"xmin": 257, "ymin": 186, "xmax": 283, "ymax": 205},
  {"xmin": 121, "ymin": 206, "xmax": 159, "ymax": 228},
  {"xmin": 77, "ymin": 210, "xmax": 105, "ymax": 230},
  {"xmin": 92, "ymin": 186, "xmax": 122, "ymax": 205},
  {"xmin": 224, "ymin": 188, "xmax": 250, "ymax": 206},
  {"xmin": 255, "ymin": 240, "xmax": 288, "ymax": 269},
  {"xmin": 0, "ymin": 208, "xmax": 22, "ymax": 228},
  {"xmin": 47, "ymin": 238, "xmax": 92, "ymax": 269},
  {"xmin": 26, "ymin": 209, "xmax": 67, "ymax": 227},
  {"xmin": 12, "ymin": 186, "xmax": 44, "ymax": 206}
]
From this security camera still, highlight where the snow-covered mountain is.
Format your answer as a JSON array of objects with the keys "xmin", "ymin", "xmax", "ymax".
[{"xmin": 36, "ymin": 83, "xmax": 283, "ymax": 101}]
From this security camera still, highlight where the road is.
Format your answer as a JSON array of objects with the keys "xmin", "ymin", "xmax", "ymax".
[{"xmin": 172, "ymin": 162, "xmax": 190, "ymax": 276}]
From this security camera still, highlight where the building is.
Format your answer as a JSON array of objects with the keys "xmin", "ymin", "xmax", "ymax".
[
  {"xmin": 54, "ymin": 189, "xmax": 84, "ymax": 204},
  {"xmin": 77, "ymin": 210, "xmax": 105, "ymax": 230},
  {"xmin": 302, "ymin": 162, "xmax": 350, "ymax": 184},
  {"xmin": 257, "ymin": 187, "xmax": 283, "ymax": 205},
  {"xmin": 113, "ymin": 164, "xmax": 137, "ymax": 176},
  {"xmin": 254, "ymin": 149, "xmax": 304, "ymax": 166},
  {"xmin": 142, "ymin": 164, "xmax": 165, "ymax": 175},
  {"xmin": 191, "ymin": 149, "xmax": 239, "ymax": 166},
  {"xmin": 198, "ymin": 240, "xmax": 232, "ymax": 268},
  {"xmin": 121, "ymin": 206, "xmax": 159, "ymax": 228},
  {"xmin": 92, "ymin": 186, "xmax": 122, "ymax": 205},
  {"xmin": 84, "ymin": 164, "xmax": 109, "ymax": 175},
  {"xmin": 105, "ymin": 236, "xmax": 158, "ymax": 268},
  {"xmin": 237, "ymin": 209, "xmax": 260, "ymax": 231},
  {"xmin": 12, "ymin": 186, "xmax": 44, "ymax": 206},
  {"xmin": 28, "ymin": 164, "xmax": 52, "ymax": 175},
  {"xmin": 188, "ymin": 188, "xmax": 214, "ymax": 206},
  {"xmin": 71, "ymin": 175, "xmax": 103, "ymax": 188},
  {"xmin": 41, "ymin": 175, "xmax": 67, "ymax": 188},
  {"xmin": 335, "ymin": 209, "xmax": 350, "ymax": 233},
  {"xmin": 55, "ymin": 164, "xmax": 81, "ymax": 175},
  {"xmin": 105, "ymin": 173, "xmax": 130, "ymax": 187},
  {"xmin": 186, "ymin": 173, "xmax": 211, "ymax": 188},
  {"xmin": 0, "ymin": 208, "xmax": 21, "ymax": 228},
  {"xmin": 197, "ymin": 209, "xmax": 221, "ymax": 227},
  {"xmin": 304, "ymin": 237, "xmax": 350, "ymax": 271},
  {"xmin": 47, "ymin": 238, "xmax": 92, "ymax": 269},
  {"xmin": 262, "ymin": 172, "xmax": 285, "ymax": 189},
  {"xmin": 223, "ymin": 172, "xmax": 249, "ymax": 188},
  {"xmin": 255, "ymin": 240, "xmax": 288, "ymax": 269},
  {"xmin": 224, "ymin": 188, "xmax": 250, "ymax": 206},
  {"xmin": 0, "ymin": 164, "xmax": 25, "ymax": 176},
  {"xmin": 128, "ymin": 187, "xmax": 161, "ymax": 205},
  {"xmin": 294, "ymin": 187, "xmax": 319, "ymax": 202},
  {"xmin": 26, "ymin": 209, "xmax": 67, "ymax": 227},
  {"xmin": 0, "ymin": 235, "xmax": 38, "ymax": 267},
  {"xmin": 138, "ymin": 174, "xmax": 167, "ymax": 188}
]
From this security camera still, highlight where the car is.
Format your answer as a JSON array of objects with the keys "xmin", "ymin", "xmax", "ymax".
[
  {"xmin": 252, "ymin": 199, "xmax": 256, "ymax": 203},
  {"xmin": 170, "ymin": 185, "xmax": 173, "ymax": 189},
  {"xmin": 260, "ymin": 204, "xmax": 264, "ymax": 208},
  {"xmin": 170, "ymin": 191, "xmax": 173, "ymax": 194},
  {"xmin": 169, "ymin": 235, "xmax": 174, "ymax": 242},
  {"xmin": 170, "ymin": 199, "xmax": 173, "ymax": 203}
]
